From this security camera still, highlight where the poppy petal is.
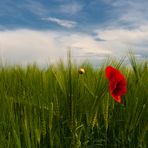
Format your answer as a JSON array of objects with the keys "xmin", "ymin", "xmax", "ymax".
[
  {"xmin": 112, "ymin": 80, "xmax": 127, "ymax": 95},
  {"xmin": 111, "ymin": 94, "xmax": 121, "ymax": 103},
  {"xmin": 105, "ymin": 66, "xmax": 127, "ymax": 103},
  {"xmin": 105, "ymin": 66, "xmax": 116, "ymax": 80}
]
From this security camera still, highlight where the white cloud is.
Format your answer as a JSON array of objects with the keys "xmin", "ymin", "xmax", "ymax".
[
  {"xmin": 60, "ymin": 34, "xmax": 111, "ymax": 54},
  {"xmin": 42, "ymin": 17, "xmax": 77, "ymax": 28},
  {"xmin": 96, "ymin": 27, "xmax": 148, "ymax": 43},
  {"xmin": 0, "ymin": 25, "xmax": 148, "ymax": 66},
  {"xmin": 0, "ymin": 29, "xmax": 59, "ymax": 65},
  {"xmin": 0, "ymin": 29, "xmax": 110, "ymax": 65},
  {"xmin": 94, "ymin": 24, "xmax": 148, "ymax": 57}
]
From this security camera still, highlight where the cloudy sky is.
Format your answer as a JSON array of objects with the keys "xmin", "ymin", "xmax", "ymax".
[{"xmin": 0, "ymin": 0, "xmax": 148, "ymax": 65}]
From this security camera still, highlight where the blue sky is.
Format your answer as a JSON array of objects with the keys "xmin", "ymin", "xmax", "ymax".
[{"xmin": 0, "ymin": 0, "xmax": 148, "ymax": 65}]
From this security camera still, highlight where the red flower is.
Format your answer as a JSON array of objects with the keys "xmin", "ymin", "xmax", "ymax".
[{"xmin": 105, "ymin": 66, "xmax": 127, "ymax": 103}]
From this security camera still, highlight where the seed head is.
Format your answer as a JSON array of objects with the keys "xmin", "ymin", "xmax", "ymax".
[{"xmin": 78, "ymin": 68, "xmax": 85, "ymax": 74}]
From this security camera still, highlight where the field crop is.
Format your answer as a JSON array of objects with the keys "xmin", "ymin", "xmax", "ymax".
[{"xmin": 0, "ymin": 54, "xmax": 147, "ymax": 148}]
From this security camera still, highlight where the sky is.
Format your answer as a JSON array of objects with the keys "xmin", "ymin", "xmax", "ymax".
[{"xmin": 0, "ymin": 0, "xmax": 148, "ymax": 66}]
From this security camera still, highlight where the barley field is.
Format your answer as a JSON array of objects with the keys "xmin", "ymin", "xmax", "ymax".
[{"xmin": 0, "ymin": 54, "xmax": 147, "ymax": 148}]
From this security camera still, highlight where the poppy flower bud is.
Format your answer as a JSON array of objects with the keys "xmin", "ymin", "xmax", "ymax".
[{"xmin": 78, "ymin": 68, "xmax": 85, "ymax": 74}]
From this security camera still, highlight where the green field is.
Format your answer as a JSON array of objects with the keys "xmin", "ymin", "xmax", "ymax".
[{"xmin": 0, "ymin": 54, "xmax": 147, "ymax": 148}]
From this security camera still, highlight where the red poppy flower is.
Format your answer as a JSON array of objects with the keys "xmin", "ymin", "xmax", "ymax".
[{"xmin": 105, "ymin": 66, "xmax": 127, "ymax": 103}]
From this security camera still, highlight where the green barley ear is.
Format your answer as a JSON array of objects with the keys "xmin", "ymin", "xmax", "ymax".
[
  {"xmin": 54, "ymin": 95, "xmax": 59, "ymax": 117},
  {"xmin": 138, "ymin": 123, "xmax": 148, "ymax": 146},
  {"xmin": 67, "ymin": 50, "xmax": 74, "ymax": 130},
  {"xmin": 128, "ymin": 50, "xmax": 140, "ymax": 80},
  {"xmin": 41, "ymin": 109, "xmax": 46, "ymax": 137},
  {"xmin": 12, "ymin": 128, "xmax": 22, "ymax": 148},
  {"xmin": 91, "ymin": 112, "xmax": 98, "ymax": 128},
  {"xmin": 35, "ymin": 128, "xmax": 41, "ymax": 145},
  {"xmin": 22, "ymin": 118, "xmax": 31, "ymax": 148},
  {"xmin": 49, "ymin": 102, "xmax": 53, "ymax": 131},
  {"xmin": 103, "ymin": 95, "xmax": 109, "ymax": 132}
]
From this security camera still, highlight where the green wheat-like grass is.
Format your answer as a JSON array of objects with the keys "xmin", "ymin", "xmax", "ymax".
[{"xmin": 0, "ymin": 53, "xmax": 147, "ymax": 148}]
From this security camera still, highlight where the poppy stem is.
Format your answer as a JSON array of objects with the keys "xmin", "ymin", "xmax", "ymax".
[{"xmin": 121, "ymin": 99, "xmax": 126, "ymax": 108}]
